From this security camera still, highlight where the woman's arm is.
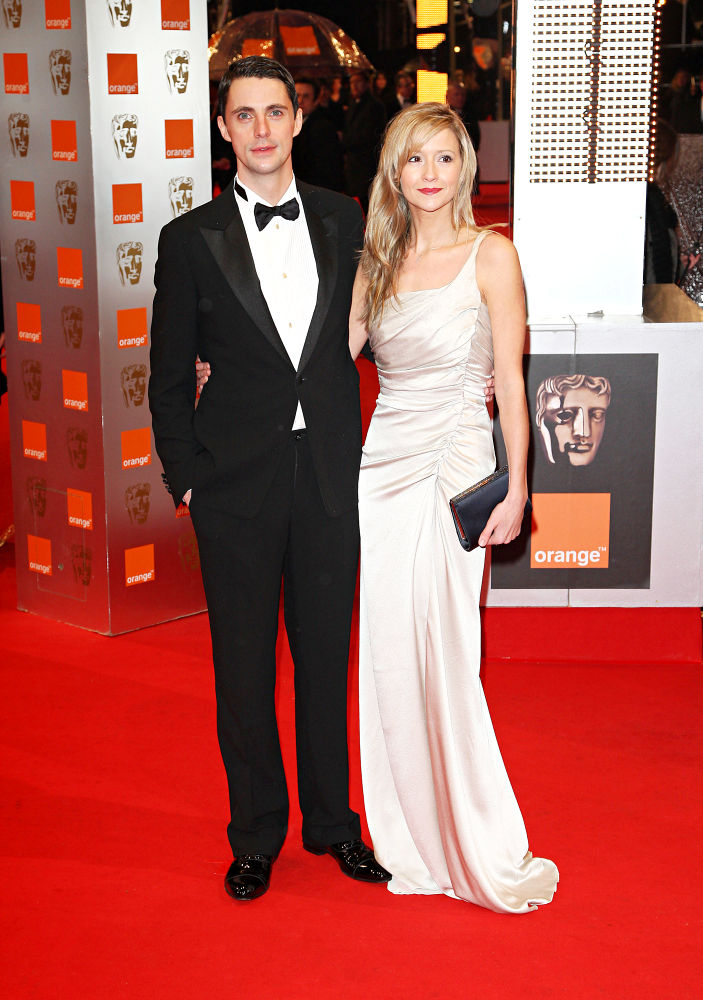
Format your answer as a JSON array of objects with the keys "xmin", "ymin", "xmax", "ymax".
[
  {"xmin": 476, "ymin": 233, "xmax": 529, "ymax": 547},
  {"xmin": 349, "ymin": 263, "xmax": 370, "ymax": 360}
]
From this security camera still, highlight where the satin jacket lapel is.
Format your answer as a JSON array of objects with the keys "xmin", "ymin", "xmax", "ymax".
[
  {"xmin": 199, "ymin": 191, "xmax": 291, "ymax": 366},
  {"xmin": 299, "ymin": 191, "xmax": 339, "ymax": 372}
]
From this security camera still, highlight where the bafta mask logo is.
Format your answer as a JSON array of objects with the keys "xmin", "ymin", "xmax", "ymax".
[
  {"xmin": 71, "ymin": 544, "xmax": 92, "ymax": 586},
  {"xmin": 165, "ymin": 49, "xmax": 189, "ymax": 94},
  {"xmin": 178, "ymin": 531, "xmax": 200, "ymax": 573},
  {"xmin": 106, "ymin": 0, "xmax": 133, "ymax": 28},
  {"xmin": 55, "ymin": 179, "xmax": 78, "ymax": 225},
  {"xmin": 125, "ymin": 482, "xmax": 151, "ymax": 525},
  {"xmin": 2, "ymin": 0, "xmax": 21, "ymax": 28},
  {"xmin": 67, "ymin": 427, "xmax": 88, "ymax": 470},
  {"xmin": 536, "ymin": 374, "xmax": 612, "ymax": 468},
  {"xmin": 27, "ymin": 476, "xmax": 47, "ymax": 518},
  {"xmin": 168, "ymin": 176, "xmax": 193, "ymax": 217},
  {"xmin": 49, "ymin": 49, "xmax": 72, "ymax": 95},
  {"xmin": 21, "ymin": 360, "xmax": 42, "ymax": 401},
  {"xmin": 112, "ymin": 113, "xmax": 138, "ymax": 159},
  {"xmin": 8, "ymin": 113, "xmax": 29, "ymax": 157},
  {"xmin": 62, "ymin": 305, "xmax": 84, "ymax": 349},
  {"xmin": 120, "ymin": 364, "xmax": 147, "ymax": 407},
  {"xmin": 15, "ymin": 238, "xmax": 36, "ymax": 281},
  {"xmin": 116, "ymin": 241, "xmax": 143, "ymax": 286}
]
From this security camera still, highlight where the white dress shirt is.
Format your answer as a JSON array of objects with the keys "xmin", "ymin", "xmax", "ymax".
[{"xmin": 234, "ymin": 174, "xmax": 319, "ymax": 430}]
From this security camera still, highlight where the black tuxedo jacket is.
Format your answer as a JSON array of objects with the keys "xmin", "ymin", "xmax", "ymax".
[{"xmin": 149, "ymin": 182, "xmax": 364, "ymax": 519}]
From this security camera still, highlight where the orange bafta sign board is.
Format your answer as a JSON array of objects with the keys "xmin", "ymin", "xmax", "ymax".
[
  {"xmin": 22, "ymin": 420, "xmax": 48, "ymax": 461},
  {"xmin": 51, "ymin": 120, "xmax": 77, "ymax": 161},
  {"xmin": 165, "ymin": 119, "xmax": 194, "ymax": 159},
  {"xmin": 10, "ymin": 180, "xmax": 35, "ymax": 221},
  {"xmin": 107, "ymin": 53, "xmax": 138, "ymax": 95},
  {"xmin": 117, "ymin": 307, "xmax": 148, "ymax": 349},
  {"xmin": 62, "ymin": 369, "xmax": 88, "ymax": 412},
  {"xmin": 530, "ymin": 493, "xmax": 611, "ymax": 569},
  {"xmin": 121, "ymin": 427, "xmax": 151, "ymax": 470},
  {"xmin": 280, "ymin": 26, "xmax": 320, "ymax": 57},
  {"xmin": 17, "ymin": 302, "xmax": 42, "ymax": 343},
  {"xmin": 45, "ymin": 0, "xmax": 72, "ymax": 30},
  {"xmin": 56, "ymin": 246, "xmax": 83, "ymax": 289},
  {"xmin": 161, "ymin": 0, "xmax": 190, "ymax": 30},
  {"xmin": 125, "ymin": 543, "xmax": 155, "ymax": 586},
  {"xmin": 4, "ymin": 53, "xmax": 29, "ymax": 95},
  {"xmin": 28, "ymin": 535, "xmax": 52, "ymax": 576},
  {"xmin": 67, "ymin": 487, "xmax": 93, "ymax": 530},
  {"xmin": 112, "ymin": 183, "xmax": 143, "ymax": 224}
]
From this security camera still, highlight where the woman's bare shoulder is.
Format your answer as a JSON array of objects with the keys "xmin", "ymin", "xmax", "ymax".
[{"xmin": 476, "ymin": 229, "xmax": 520, "ymax": 266}]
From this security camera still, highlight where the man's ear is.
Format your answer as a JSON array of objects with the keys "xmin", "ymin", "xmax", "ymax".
[
  {"xmin": 217, "ymin": 115, "xmax": 231, "ymax": 144},
  {"xmin": 293, "ymin": 107, "xmax": 304, "ymax": 139}
]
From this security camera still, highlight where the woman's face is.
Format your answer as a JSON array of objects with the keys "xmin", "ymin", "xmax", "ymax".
[{"xmin": 399, "ymin": 127, "xmax": 462, "ymax": 217}]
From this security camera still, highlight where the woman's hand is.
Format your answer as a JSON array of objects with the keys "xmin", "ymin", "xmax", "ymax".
[
  {"xmin": 196, "ymin": 355, "xmax": 211, "ymax": 389},
  {"xmin": 478, "ymin": 492, "xmax": 528, "ymax": 548},
  {"xmin": 484, "ymin": 371, "xmax": 495, "ymax": 402}
]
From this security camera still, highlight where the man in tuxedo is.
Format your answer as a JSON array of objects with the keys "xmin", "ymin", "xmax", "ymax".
[{"xmin": 149, "ymin": 57, "xmax": 390, "ymax": 901}]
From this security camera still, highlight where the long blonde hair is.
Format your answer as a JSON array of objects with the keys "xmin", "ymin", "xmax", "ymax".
[{"xmin": 360, "ymin": 103, "xmax": 478, "ymax": 327}]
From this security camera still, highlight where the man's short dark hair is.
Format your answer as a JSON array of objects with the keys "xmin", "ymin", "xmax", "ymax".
[
  {"xmin": 217, "ymin": 56, "xmax": 298, "ymax": 121},
  {"xmin": 295, "ymin": 76, "xmax": 320, "ymax": 101}
]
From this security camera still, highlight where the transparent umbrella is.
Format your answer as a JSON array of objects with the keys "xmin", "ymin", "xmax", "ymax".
[{"xmin": 208, "ymin": 8, "xmax": 374, "ymax": 81}]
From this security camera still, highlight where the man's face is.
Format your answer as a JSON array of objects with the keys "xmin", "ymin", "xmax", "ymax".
[
  {"xmin": 397, "ymin": 75, "xmax": 414, "ymax": 101},
  {"xmin": 349, "ymin": 74, "xmax": 368, "ymax": 100},
  {"xmin": 49, "ymin": 50, "xmax": 71, "ymax": 94},
  {"xmin": 218, "ymin": 76, "xmax": 302, "ymax": 190},
  {"xmin": 295, "ymin": 83, "xmax": 316, "ymax": 119},
  {"xmin": 551, "ymin": 386, "xmax": 609, "ymax": 466},
  {"xmin": 446, "ymin": 85, "xmax": 465, "ymax": 112},
  {"xmin": 8, "ymin": 113, "xmax": 29, "ymax": 156}
]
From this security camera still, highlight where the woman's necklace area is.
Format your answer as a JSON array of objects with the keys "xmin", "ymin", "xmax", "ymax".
[{"xmin": 410, "ymin": 232, "xmax": 470, "ymax": 261}]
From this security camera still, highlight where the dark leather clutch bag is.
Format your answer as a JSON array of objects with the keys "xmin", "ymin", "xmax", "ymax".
[{"xmin": 449, "ymin": 466, "xmax": 532, "ymax": 552}]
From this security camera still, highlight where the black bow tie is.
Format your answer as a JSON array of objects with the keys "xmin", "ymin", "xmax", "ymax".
[{"xmin": 254, "ymin": 197, "xmax": 300, "ymax": 231}]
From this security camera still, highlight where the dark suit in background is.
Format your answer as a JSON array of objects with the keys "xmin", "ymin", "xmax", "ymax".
[
  {"xmin": 292, "ymin": 107, "xmax": 344, "ymax": 192},
  {"xmin": 342, "ymin": 89, "xmax": 387, "ymax": 212},
  {"xmin": 149, "ymin": 182, "xmax": 364, "ymax": 858}
]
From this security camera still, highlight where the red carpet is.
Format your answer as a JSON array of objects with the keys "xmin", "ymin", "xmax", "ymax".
[{"xmin": 2, "ymin": 222, "xmax": 702, "ymax": 997}]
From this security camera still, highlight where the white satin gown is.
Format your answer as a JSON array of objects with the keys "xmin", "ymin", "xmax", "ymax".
[{"xmin": 358, "ymin": 232, "xmax": 559, "ymax": 912}]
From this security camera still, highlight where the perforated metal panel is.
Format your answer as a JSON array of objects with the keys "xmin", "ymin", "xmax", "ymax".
[{"xmin": 529, "ymin": 1, "xmax": 655, "ymax": 183}]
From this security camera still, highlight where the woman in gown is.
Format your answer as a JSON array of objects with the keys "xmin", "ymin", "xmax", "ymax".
[{"xmin": 348, "ymin": 103, "xmax": 558, "ymax": 913}]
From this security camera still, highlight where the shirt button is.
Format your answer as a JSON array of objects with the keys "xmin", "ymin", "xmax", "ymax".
[{"xmin": 283, "ymin": 273, "xmax": 287, "ymax": 278}]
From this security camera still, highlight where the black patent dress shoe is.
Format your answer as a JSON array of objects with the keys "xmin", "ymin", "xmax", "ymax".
[
  {"xmin": 224, "ymin": 854, "xmax": 273, "ymax": 901},
  {"xmin": 303, "ymin": 838, "xmax": 391, "ymax": 883}
]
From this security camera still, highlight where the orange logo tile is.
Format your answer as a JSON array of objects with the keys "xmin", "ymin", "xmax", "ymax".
[
  {"xmin": 107, "ymin": 53, "xmax": 138, "ymax": 96},
  {"xmin": 3, "ymin": 53, "xmax": 29, "ymax": 95},
  {"xmin": 121, "ymin": 427, "xmax": 151, "ymax": 470},
  {"xmin": 22, "ymin": 420, "xmax": 47, "ymax": 461},
  {"xmin": 125, "ymin": 543, "xmax": 155, "ymax": 586},
  {"xmin": 67, "ymin": 487, "xmax": 93, "ymax": 530},
  {"xmin": 112, "ymin": 183, "xmax": 143, "ymax": 225},
  {"xmin": 45, "ymin": 0, "xmax": 71, "ymax": 30},
  {"xmin": 51, "ymin": 119, "xmax": 77, "ymax": 161},
  {"xmin": 280, "ymin": 26, "xmax": 319, "ymax": 57},
  {"xmin": 241, "ymin": 39, "xmax": 275, "ymax": 58},
  {"xmin": 116, "ymin": 307, "xmax": 148, "ymax": 349},
  {"xmin": 10, "ymin": 180, "xmax": 35, "ymax": 221},
  {"xmin": 161, "ymin": 0, "xmax": 190, "ymax": 30},
  {"xmin": 57, "ymin": 246, "xmax": 83, "ymax": 289},
  {"xmin": 17, "ymin": 302, "xmax": 42, "ymax": 343},
  {"xmin": 164, "ymin": 119, "xmax": 193, "ymax": 159},
  {"xmin": 62, "ymin": 369, "xmax": 88, "ymax": 412},
  {"xmin": 28, "ymin": 534, "xmax": 52, "ymax": 576},
  {"xmin": 530, "ymin": 493, "xmax": 610, "ymax": 569}
]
